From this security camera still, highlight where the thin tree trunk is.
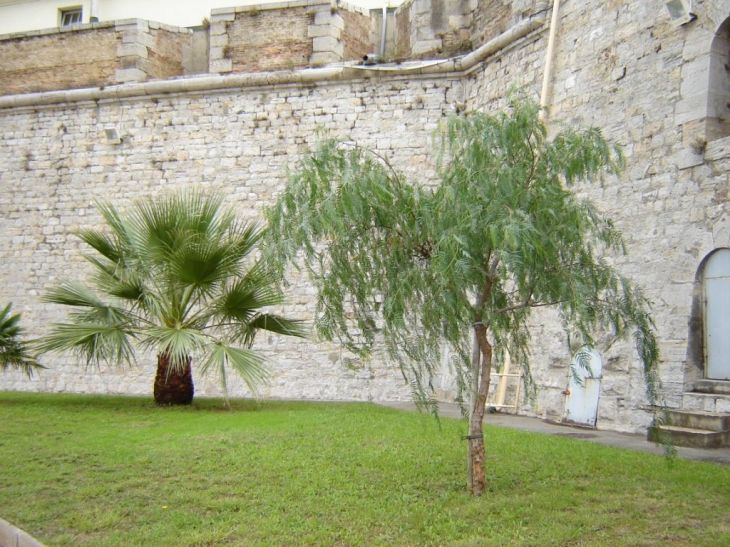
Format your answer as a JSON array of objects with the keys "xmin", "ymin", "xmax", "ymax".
[
  {"xmin": 467, "ymin": 334, "xmax": 481, "ymax": 492},
  {"xmin": 467, "ymin": 322, "xmax": 492, "ymax": 496},
  {"xmin": 154, "ymin": 353, "xmax": 194, "ymax": 405}
]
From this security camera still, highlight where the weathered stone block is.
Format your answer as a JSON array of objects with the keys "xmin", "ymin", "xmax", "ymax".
[
  {"xmin": 117, "ymin": 42, "xmax": 148, "ymax": 59},
  {"xmin": 208, "ymin": 58, "xmax": 232, "ymax": 73},
  {"xmin": 308, "ymin": 24, "xmax": 332, "ymax": 38},
  {"xmin": 309, "ymin": 51, "xmax": 339, "ymax": 66},
  {"xmin": 448, "ymin": 15, "xmax": 470, "ymax": 29},
  {"xmin": 121, "ymin": 30, "xmax": 155, "ymax": 48},
  {"xmin": 209, "ymin": 33, "xmax": 228, "ymax": 48},
  {"xmin": 705, "ymin": 135, "xmax": 730, "ymax": 161},
  {"xmin": 678, "ymin": 148, "xmax": 705, "ymax": 170},
  {"xmin": 115, "ymin": 67, "xmax": 147, "ymax": 82},
  {"xmin": 331, "ymin": 14, "xmax": 345, "ymax": 31},
  {"xmin": 675, "ymin": 96, "xmax": 710, "ymax": 126},
  {"xmin": 411, "ymin": 39, "xmax": 442, "ymax": 56},
  {"xmin": 209, "ymin": 21, "xmax": 228, "ymax": 36},
  {"xmin": 115, "ymin": 19, "xmax": 148, "ymax": 33},
  {"xmin": 210, "ymin": 10, "xmax": 236, "ymax": 22},
  {"xmin": 313, "ymin": 35, "xmax": 340, "ymax": 53},
  {"xmin": 314, "ymin": 10, "xmax": 332, "ymax": 26}
]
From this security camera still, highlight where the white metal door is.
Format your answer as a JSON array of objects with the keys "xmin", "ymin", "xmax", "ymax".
[
  {"xmin": 705, "ymin": 249, "xmax": 730, "ymax": 380},
  {"xmin": 562, "ymin": 347, "xmax": 603, "ymax": 428}
]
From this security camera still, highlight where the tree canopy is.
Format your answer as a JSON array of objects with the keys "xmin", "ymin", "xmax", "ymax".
[
  {"xmin": 38, "ymin": 190, "xmax": 305, "ymax": 403},
  {"xmin": 264, "ymin": 93, "xmax": 660, "ymax": 494}
]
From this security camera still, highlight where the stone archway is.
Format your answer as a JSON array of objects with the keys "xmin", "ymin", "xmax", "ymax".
[
  {"xmin": 703, "ymin": 248, "xmax": 730, "ymax": 380},
  {"xmin": 685, "ymin": 248, "xmax": 730, "ymax": 391}
]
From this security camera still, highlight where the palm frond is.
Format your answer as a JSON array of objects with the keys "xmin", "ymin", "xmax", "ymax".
[
  {"xmin": 36, "ymin": 322, "xmax": 135, "ymax": 368},
  {"xmin": 211, "ymin": 267, "xmax": 287, "ymax": 323},
  {"xmin": 43, "ymin": 281, "xmax": 107, "ymax": 308},
  {"xmin": 76, "ymin": 228, "xmax": 126, "ymax": 264},
  {"xmin": 248, "ymin": 314, "xmax": 308, "ymax": 340},
  {"xmin": 200, "ymin": 343, "xmax": 270, "ymax": 396},
  {"xmin": 139, "ymin": 326, "xmax": 210, "ymax": 373},
  {"xmin": 88, "ymin": 263, "xmax": 146, "ymax": 303},
  {"xmin": 0, "ymin": 303, "xmax": 44, "ymax": 377},
  {"xmin": 43, "ymin": 282, "xmax": 138, "ymax": 327}
]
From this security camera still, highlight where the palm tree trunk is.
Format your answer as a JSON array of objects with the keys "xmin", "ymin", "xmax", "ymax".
[{"xmin": 154, "ymin": 353, "xmax": 194, "ymax": 405}]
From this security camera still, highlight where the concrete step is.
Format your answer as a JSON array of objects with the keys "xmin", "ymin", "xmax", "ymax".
[
  {"xmin": 664, "ymin": 409, "xmax": 730, "ymax": 432},
  {"xmin": 693, "ymin": 379, "xmax": 730, "ymax": 395},
  {"xmin": 681, "ymin": 391, "xmax": 730, "ymax": 413},
  {"xmin": 649, "ymin": 424, "xmax": 728, "ymax": 449}
]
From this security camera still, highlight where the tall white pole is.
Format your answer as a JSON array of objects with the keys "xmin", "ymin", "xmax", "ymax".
[{"xmin": 539, "ymin": 0, "xmax": 561, "ymax": 122}]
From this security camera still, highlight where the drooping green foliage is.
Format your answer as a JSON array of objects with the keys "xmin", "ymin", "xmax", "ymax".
[
  {"xmin": 38, "ymin": 190, "xmax": 306, "ymax": 395},
  {"xmin": 0, "ymin": 303, "xmax": 44, "ymax": 377},
  {"xmin": 265, "ymin": 92, "xmax": 660, "ymax": 409}
]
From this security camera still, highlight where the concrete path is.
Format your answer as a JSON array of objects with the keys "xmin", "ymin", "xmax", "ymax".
[{"xmin": 378, "ymin": 401, "xmax": 730, "ymax": 466}]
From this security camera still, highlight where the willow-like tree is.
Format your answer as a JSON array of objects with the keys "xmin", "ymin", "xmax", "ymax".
[
  {"xmin": 264, "ymin": 94, "xmax": 659, "ymax": 496},
  {"xmin": 38, "ymin": 191, "xmax": 305, "ymax": 405}
]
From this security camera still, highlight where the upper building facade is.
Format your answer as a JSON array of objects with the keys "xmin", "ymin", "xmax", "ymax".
[{"xmin": 0, "ymin": 0, "xmax": 399, "ymax": 35}]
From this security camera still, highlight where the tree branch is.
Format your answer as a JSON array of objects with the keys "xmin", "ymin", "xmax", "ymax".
[
  {"xmin": 495, "ymin": 296, "xmax": 568, "ymax": 315},
  {"xmin": 339, "ymin": 141, "xmax": 421, "ymax": 227}
]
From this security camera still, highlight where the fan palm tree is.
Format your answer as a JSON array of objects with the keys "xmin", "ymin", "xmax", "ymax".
[
  {"xmin": 38, "ymin": 191, "xmax": 305, "ymax": 405},
  {"xmin": 0, "ymin": 303, "xmax": 44, "ymax": 377}
]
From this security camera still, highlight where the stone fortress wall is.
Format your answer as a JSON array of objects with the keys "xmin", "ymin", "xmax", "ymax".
[{"xmin": 1, "ymin": 0, "xmax": 729, "ymax": 434}]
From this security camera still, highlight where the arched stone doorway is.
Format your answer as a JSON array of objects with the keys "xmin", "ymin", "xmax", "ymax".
[
  {"xmin": 684, "ymin": 248, "xmax": 730, "ymax": 401},
  {"xmin": 704, "ymin": 248, "xmax": 730, "ymax": 380}
]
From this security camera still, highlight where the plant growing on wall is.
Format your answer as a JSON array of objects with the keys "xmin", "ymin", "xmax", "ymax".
[
  {"xmin": 38, "ymin": 191, "xmax": 305, "ymax": 405},
  {"xmin": 0, "ymin": 303, "xmax": 43, "ymax": 377},
  {"xmin": 264, "ymin": 92, "xmax": 659, "ymax": 496}
]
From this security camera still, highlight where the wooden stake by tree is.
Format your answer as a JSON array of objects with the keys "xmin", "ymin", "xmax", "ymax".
[{"xmin": 264, "ymin": 93, "xmax": 659, "ymax": 496}]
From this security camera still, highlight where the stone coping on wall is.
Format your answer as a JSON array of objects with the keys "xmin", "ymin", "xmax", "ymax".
[
  {"xmin": 0, "ymin": 517, "xmax": 47, "ymax": 547},
  {"xmin": 209, "ymin": 0, "xmax": 371, "ymax": 17},
  {"xmin": 0, "ymin": 11, "xmax": 546, "ymax": 111},
  {"xmin": 0, "ymin": 18, "xmax": 192, "ymax": 42}
]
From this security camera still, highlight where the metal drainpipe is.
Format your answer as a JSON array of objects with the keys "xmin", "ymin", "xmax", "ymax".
[
  {"xmin": 380, "ymin": 2, "xmax": 388, "ymax": 57},
  {"xmin": 538, "ymin": 0, "xmax": 561, "ymax": 122},
  {"xmin": 90, "ymin": 0, "xmax": 99, "ymax": 23}
]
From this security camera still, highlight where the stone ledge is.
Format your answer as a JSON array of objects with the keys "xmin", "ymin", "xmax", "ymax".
[
  {"xmin": 113, "ymin": 19, "xmax": 191, "ymax": 35},
  {"xmin": 0, "ymin": 21, "xmax": 115, "ymax": 41},
  {"xmin": 212, "ymin": 0, "xmax": 331, "ymax": 17},
  {"xmin": 339, "ymin": 2, "xmax": 372, "ymax": 16},
  {"xmin": 705, "ymin": 135, "xmax": 730, "ymax": 162}
]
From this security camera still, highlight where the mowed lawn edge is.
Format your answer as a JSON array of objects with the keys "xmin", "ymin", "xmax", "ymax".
[{"xmin": 1, "ymin": 392, "xmax": 728, "ymax": 547}]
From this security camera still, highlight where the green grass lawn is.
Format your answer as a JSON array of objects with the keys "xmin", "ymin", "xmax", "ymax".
[{"xmin": 0, "ymin": 392, "xmax": 728, "ymax": 546}]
